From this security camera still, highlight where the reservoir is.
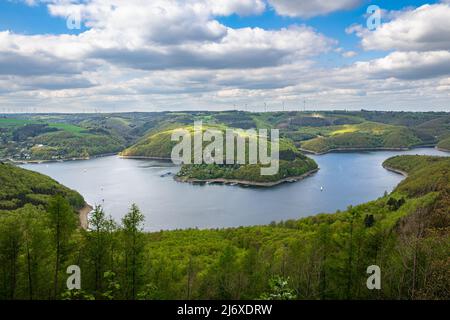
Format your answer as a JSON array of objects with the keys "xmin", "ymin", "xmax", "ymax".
[{"xmin": 21, "ymin": 148, "xmax": 448, "ymax": 231}]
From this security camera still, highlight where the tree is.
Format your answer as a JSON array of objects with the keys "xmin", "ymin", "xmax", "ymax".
[
  {"xmin": 83, "ymin": 205, "xmax": 111, "ymax": 295},
  {"xmin": 345, "ymin": 207, "xmax": 361, "ymax": 299},
  {"xmin": 0, "ymin": 212, "xmax": 22, "ymax": 299},
  {"xmin": 260, "ymin": 276, "xmax": 296, "ymax": 300},
  {"xmin": 47, "ymin": 195, "xmax": 78, "ymax": 298},
  {"xmin": 121, "ymin": 203, "xmax": 145, "ymax": 299},
  {"xmin": 19, "ymin": 205, "xmax": 51, "ymax": 300},
  {"xmin": 102, "ymin": 271, "xmax": 121, "ymax": 300}
]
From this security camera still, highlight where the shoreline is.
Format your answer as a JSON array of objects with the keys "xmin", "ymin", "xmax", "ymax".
[
  {"xmin": 174, "ymin": 168, "xmax": 319, "ymax": 187},
  {"xmin": 78, "ymin": 203, "xmax": 93, "ymax": 230},
  {"xmin": 119, "ymin": 155, "xmax": 172, "ymax": 161},
  {"xmin": 300, "ymin": 146, "xmax": 411, "ymax": 155},
  {"xmin": 382, "ymin": 164, "xmax": 409, "ymax": 177},
  {"xmin": 4, "ymin": 152, "xmax": 118, "ymax": 165},
  {"xmin": 436, "ymin": 146, "xmax": 450, "ymax": 153},
  {"xmin": 7, "ymin": 145, "xmax": 447, "ymax": 164},
  {"xmin": 299, "ymin": 145, "xmax": 438, "ymax": 155}
]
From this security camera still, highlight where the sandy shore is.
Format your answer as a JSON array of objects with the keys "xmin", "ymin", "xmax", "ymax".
[
  {"xmin": 174, "ymin": 168, "xmax": 319, "ymax": 187},
  {"xmin": 78, "ymin": 203, "xmax": 93, "ymax": 230}
]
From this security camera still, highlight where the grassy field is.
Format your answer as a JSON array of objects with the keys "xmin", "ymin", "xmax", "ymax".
[
  {"xmin": 47, "ymin": 123, "xmax": 86, "ymax": 135},
  {"xmin": 0, "ymin": 118, "xmax": 34, "ymax": 127},
  {"xmin": 0, "ymin": 118, "xmax": 85, "ymax": 134}
]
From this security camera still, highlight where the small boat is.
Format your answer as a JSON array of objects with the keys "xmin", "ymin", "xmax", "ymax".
[{"xmin": 320, "ymin": 186, "xmax": 324, "ymax": 191}]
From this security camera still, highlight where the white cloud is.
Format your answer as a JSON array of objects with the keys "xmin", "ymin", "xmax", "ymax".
[
  {"xmin": 357, "ymin": 4, "xmax": 450, "ymax": 51},
  {"xmin": 353, "ymin": 51, "xmax": 450, "ymax": 80},
  {"xmin": 1, "ymin": 0, "xmax": 449, "ymax": 112},
  {"xmin": 342, "ymin": 51, "xmax": 357, "ymax": 58},
  {"xmin": 268, "ymin": 0, "xmax": 362, "ymax": 18}
]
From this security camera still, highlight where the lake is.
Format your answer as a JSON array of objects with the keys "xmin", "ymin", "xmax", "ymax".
[{"xmin": 21, "ymin": 148, "xmax": 448, "ymax": 231}]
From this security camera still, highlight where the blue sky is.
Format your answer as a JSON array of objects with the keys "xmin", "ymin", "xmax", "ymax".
[
  {"xmin": 0, "ymin": 1, "xmax": 438, "ymax": 53},
  {"xmin": 0, "ymin": 0, "xmax": 449, "ymax": 112}
]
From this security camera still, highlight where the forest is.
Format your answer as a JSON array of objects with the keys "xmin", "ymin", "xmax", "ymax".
[
  {"xmin": 0, "ymin": 155, "xmax": 448, "ymax": 300},
  {"xmin": 1, "ymin": 111, "xmax": 449, "ymax": 162}
]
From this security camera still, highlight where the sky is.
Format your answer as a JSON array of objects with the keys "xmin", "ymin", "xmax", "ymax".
[{"xmin": 0, "ymin": 0, "xmax": 449, "ymax": 113}]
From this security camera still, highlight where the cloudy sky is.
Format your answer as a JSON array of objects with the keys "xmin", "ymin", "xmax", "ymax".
[{"xmin": 0, "ymin": 0, "xmax": 449, "ymax": 112}]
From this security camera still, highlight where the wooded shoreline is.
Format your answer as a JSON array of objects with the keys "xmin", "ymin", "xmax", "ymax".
[{"xmin": 174, "ymin": 168, "xmax": 319, "ymax": 187}]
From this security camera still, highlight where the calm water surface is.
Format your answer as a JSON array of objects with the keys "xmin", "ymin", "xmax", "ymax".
[{"xmin": 21, "ymin": 148, "xmax": 448, "ymax": 231}]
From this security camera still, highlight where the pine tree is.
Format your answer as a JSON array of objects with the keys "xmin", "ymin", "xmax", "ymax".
[
  {"xmin": 83, "ymin": 205, "xmax": 111, "ymax": 295},
  {"xmin": 47, "ymin": 195, "xmax": 77, "ymax": 299},
  {"xmin": 121, "ymin": 204, "xmax": 145, "ymax": 299},
  {"xmin": 19, "ymin": 205, "xmax": 51, "ymax": 300},
  {"xmin": 0, "ymin": 212, "xmax": 22, "ymax": 299}
]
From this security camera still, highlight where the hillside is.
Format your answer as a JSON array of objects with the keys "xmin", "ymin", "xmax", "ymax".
[
  {"xmin": 0, "ymin": 155, "xmax": 448, "ymax": 300},
  {"xmin": 0, "ymin": 162, "xmax": 85, "ymax": 213},
  {"xmin": 0, "ymin": 117, "xmax": 128, "ymax": 161},
  {"xmin": 300, "ymin": 122, "xmax": 423, "ymax": 154},
  {"xmin": 176, "ymin": 139, "xmax": 318, "ymax": 184},
  {"xmin": 143, "ymin": 155, "xmax": 449, "ymax": 299},
  {"xmin": 121, "ymin": 124, "xmax": 319, "ymax": 185},
  {"xmin": 437, "ymin": 137, "xmax": 450, "ymax": 151},
  {"xmin": 120, "ymin": 123, "xmax": 211, "ymax": 159},
  {"xmin": 2, "ymin": 111, "xmax": 450, "ymax": 161}
]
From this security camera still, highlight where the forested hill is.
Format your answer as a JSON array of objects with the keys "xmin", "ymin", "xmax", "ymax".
[
  {"xmin": 1, "ymin": 155, "xmax": 448, "ymax": 300},
  {"xmin": 142, "ymin": 155, "xmax": 449, "ymax": 299},
  {"xmin": 2, "ymin": 111, "xmax": 449, "ymax": 161},
  {"xmin": 0, "ymin": 162, "xmax": 85, "ymax": 212}
]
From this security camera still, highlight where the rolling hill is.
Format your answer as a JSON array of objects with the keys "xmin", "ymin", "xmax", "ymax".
[
  {"xmin": 0, "ymin": 162, "xmax": 85, "ymax": 213},
  {"xmin": 437, "ymin": 137, "xmax": 450, "ymax": 151},
  {"xmin": 121, "ymin": 124, "xmax": 318, "ymax": 185},
  {"xmin": 300, "ymin": 122, "xmax": 423, "ymax": 154}
]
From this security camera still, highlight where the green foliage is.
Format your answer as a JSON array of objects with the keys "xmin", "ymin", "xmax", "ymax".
[
  {"xmin": 121, "ymin": 204, "xmax": 145, "ymax": 299},
  {"xmin": 260, "ymin": 276, "xmax": 296, "ymax": 300},
  {"xmin": 102, "ymin": 271, "xmax": 121, "ymax": 300},
  {"xmin": 387, "ymin": 197, "xmax": 406, "ymax": 211},
  {"xmin": 0, "ymin": 153, "xmax": 448, "ymax": 300},
  {"xmin": 61, "ymin": 289, "xmax": 95, "ymax": 300},
  {"xmin": 437, "ymin": 137, "xmax": 450, "ymax": 151},
  {"xmin": 33, "ymin": 131, "xmax": 125, "ymax": 159},
  {"xmin": 177, "ymin": 157, "xmax": 317, "ymax": 183},
  {"xmin": 82, "ymin": 205, "xmax": 116, "ymax": 296},
  {"xmin": 48, "ymin": 195, "xmax": 78, "ymax": 298},
  {"xmin": 0, "ymin": 162, "xmax": 85, "ymax": 211},
  {"xmin": 2, "ymin": 111, "xmax": 449, "ymax": 161},
  {"xmin": 301, "ymin": 122, "xmax": 423, "ymax": 153}
]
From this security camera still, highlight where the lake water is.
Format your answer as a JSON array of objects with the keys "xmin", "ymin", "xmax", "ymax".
[{"xmin": 21, "ymin": 148, "xmax": 448, "ymax": 231}]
